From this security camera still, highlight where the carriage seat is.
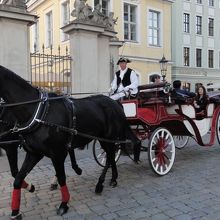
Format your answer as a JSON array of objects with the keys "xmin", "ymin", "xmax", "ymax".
[
  {"xmin": 206, "ymin": 103, "xmax": 214, "ymax": 117},
  {"xmin": 178, "ymin": 103, "xmax": 214, "ymax": 119},
  {"xmin": 180, "ymin": 105, "xmax": 196, "ymax": 118}
]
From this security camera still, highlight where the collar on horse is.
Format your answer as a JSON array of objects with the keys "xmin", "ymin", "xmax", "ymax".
[
  {"xmin": 9, "ymin": 91, "xmax": 49, "ymax": 133},
  {"xmin": 0, "ymin": 91, "xmax": 132, "ymax": 146}
]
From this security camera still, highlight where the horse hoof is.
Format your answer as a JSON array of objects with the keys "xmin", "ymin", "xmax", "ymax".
[
  {"xmin": 57, "ymin": 203, "xmax": 69, "ymax": 216},
  {"xmin": 95, "ymin": 184, "xmax": 103, "ymax": 194},
  {"xmin": 11, "ymin": 212, "xmax": 22, "ymax": 220},
  {"xmin": 50, "ymin": 183, "xmax": 58, "ymax": 191},
  {"xmin": 134, "ymin": 159, "xmax": 141, "ymax": 164},
  {"xmin": 73, "ymin": 166, "xmax": 82, "ymax": 175},
  {"xmin": 29, "ymin": 184, "xmax": 35, "ymax": 193},
  {"xmin": 109, "ymin": 180, "xmax": 117, "ymax": 188}
]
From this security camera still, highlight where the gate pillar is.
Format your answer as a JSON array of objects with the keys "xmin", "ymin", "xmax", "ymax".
[
  {"xmin": 62, "ymin": 3, "xmax": 123, "ymax": 95},
  {"xmin": 0, "ymin": 3, "xmax": 36, "ymax": 80}
]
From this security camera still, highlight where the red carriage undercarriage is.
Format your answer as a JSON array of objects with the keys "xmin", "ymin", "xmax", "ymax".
[{"xmin": 94, "ymin": 82, "xmax": 220, "ymax": 176}]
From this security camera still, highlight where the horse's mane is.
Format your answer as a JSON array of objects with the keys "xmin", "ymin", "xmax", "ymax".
[{"xmin": 0, "ymin": 65, "xmax": 38, "ymax": 92}]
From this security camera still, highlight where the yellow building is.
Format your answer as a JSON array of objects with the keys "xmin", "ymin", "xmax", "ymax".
[{"xmin": 27, "ymin": 0, "xmax": 173, "ymax": 88}]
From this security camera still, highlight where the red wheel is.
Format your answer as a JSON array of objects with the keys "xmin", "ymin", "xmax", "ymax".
[
  {"xmin": 148, "ymin": 127, "xmax": 175, "ymax": 176},
  {"xmin": 217, "ymin": 113, "xmax": 220, "ymax": 145}
]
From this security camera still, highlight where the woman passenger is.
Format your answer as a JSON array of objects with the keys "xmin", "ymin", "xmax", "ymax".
[{"xmin": 194, "ymin": 85, "xmax": 209, "ymax": 115}]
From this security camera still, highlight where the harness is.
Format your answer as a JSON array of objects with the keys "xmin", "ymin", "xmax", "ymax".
[{"xmin": 0, "ymin": 92, "xmax": 132, "ymax": 146}]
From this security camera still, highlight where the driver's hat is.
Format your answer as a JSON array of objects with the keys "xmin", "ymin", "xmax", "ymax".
[{"xmin": 117, "ymin": 57, "xmax": 131, "ymax": 65}]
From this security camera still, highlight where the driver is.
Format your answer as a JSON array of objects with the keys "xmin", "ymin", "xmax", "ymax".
[{"xmin": 109, "ymin": 57, "xmax": 139, "ymax": 100}]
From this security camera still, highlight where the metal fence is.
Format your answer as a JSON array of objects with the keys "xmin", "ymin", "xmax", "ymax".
[{"xmin": 30, "ymin": 45, "xmax": 72, "ymax": 94}]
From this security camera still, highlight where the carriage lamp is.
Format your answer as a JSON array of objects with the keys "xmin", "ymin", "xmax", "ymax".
[{"xmin": 159, "ymin": 55, "xmax": 168, "ymax": 82}]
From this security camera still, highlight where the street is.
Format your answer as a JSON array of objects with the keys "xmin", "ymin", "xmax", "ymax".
[{"xmin": 1, "ymin": 138, "xmax": 220, "ymax": 220}]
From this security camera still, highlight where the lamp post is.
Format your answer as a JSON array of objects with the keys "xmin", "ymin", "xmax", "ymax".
[{"xmin": 159, "ymin": 55, "xmax": 168, "ymax": 82}]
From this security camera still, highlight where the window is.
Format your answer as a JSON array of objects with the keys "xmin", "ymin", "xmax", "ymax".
[
  {"xmin": 94, "ymin": 0, "xmax": 110, "ymax": 15},
  {"xmin": 184, "ymin": 47, "xmax": 190, "ymax": 66},
  {"xmin": 209, "ymin": 0, "xmax": 214, "ymax": 6},
  {"xmin": 208, "ymin": 50, "xmax": 214, "ymax": 68},
  {"xmin": 124, "ymin": 3, "xmax": 137, "ymax": 41},
  {"xmin": 196, "ymin": 49, "xmax": 202, "ymax": 67},
  {"xmin": 183, "ymin": 13, "xmax": 190, "ymax": 33},
  {"xmin": 208, "ymin": 18, "xmax": 214, "ymax": 36},
  {"xmin": 182, "ymin": 82, "xmax": 191, "ymax": 92},
  {"xmin": 45, "ymin": 11, "xmax": 53, "ymax": 48},
  {"xmin": 196, "ymin": 16, "xmax": 202, "ymax": 35},
  {"xmin": 61, "ymin": 1, "xmax": 70, "ymax": 42},
  {"xmin": 148, "ymin": 10, "xmax": 160, "ymax": 46},
  {"xmin": 197, "ymin": 0, "xmax": 202, "ymax": 3},
  {"xmin": 33, "ymin": 20, "xmax": 39, "ymax": 52}
]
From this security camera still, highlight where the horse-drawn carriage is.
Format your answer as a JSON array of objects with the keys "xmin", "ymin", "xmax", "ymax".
[
  {"xmin": 93, "ymin": 82, "xmax": 220, "ymax": 176},
  {"xmin": 1, "ymin": 64, "xmax": 220, "ymax": 219}
]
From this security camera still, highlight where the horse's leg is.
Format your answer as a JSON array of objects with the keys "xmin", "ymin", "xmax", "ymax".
[
  {"xmin": 95, "ymin": 142, "xmax": 114, "ymax": 194},
  {"xmin": 108, "ymin": 144, "xmax": 118, "ymax": 188},
  {"xmin": 4, "ymin": 147, "xmax": 18, "ymax": 178},
  {"xmin": 133, "ymin": 141, "xmax": 141, "ymax": 163},
  {"xmin": 95, "ymin": 158, "xmax": 109, "ymax": 194},
  {"xmin": 51, "ymin": 156, "xmax": 70, "ymax": 216},
  {"xmin": 50, "ymin": 147, "xmax": 82, "ymax": 191},
  {"xmin": 11, "ymin": 152, "xmax": 43, "ymax": 220},
  {"xmin": 5, "ymin": 147, "xmax": 35, "ymax": 193},
  {"xmin": 68, "ymin": 147, "xmax": 82, "ymax": 175}
]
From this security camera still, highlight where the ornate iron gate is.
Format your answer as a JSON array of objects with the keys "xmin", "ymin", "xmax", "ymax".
[{"xmin": 30, "ymin": 45, "xmax": 72, "ymax": 94}]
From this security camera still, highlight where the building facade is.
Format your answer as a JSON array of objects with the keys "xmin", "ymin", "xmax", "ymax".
[
  {"xmin": 27, "ymin": 0, "xmax": 173, "ymax": 91},
  {"xmin": 172, "ymin": 0, "xmax": 220, "ymax": 92}
]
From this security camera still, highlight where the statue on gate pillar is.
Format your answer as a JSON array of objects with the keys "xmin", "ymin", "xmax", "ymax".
[
  {"xmin": 1, "ymin": 0, "xmax": 26, "ymax": 10},
  {"xmin": 71, "ymin": 0, "xmax": 117, "ymax": 31},
  {"xmin": 71, "ymin": 0, "xmax": 93, "ymax": 21}
]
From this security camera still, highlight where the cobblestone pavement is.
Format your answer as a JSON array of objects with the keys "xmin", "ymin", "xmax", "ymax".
[{"xmin": 1, "ymin": 138, "xmax": 220, "ymax": 220}]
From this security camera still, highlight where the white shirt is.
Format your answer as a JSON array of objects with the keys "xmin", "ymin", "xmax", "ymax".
[{"xmin": 110, "ymin": 67, "xmax": 139, "ymax": 95}]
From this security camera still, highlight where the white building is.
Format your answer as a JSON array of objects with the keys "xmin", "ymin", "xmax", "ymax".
[{"xmin": 171, "ymin": 0, "xmax": 220, "ymax": 92}]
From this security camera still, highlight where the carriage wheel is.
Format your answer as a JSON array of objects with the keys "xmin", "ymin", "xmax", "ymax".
[
  {"xmin": 148, "ymin": 127, "xmax": 175, "ymax": 176},
  {"xmin": 92, "ymin": 140, "xmax": 121, "ymax": 167},
  {"xmin": 174, "ymin": 136, "xmax": 189, "ymax": 149},
  {"xmin": 216, "ymin": 113, "xmax": 220, "ymax": 145}
]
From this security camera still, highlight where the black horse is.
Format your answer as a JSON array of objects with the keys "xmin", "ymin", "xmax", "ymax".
[
  {"xmin": 0, "ymin": 104, "xmax": 82, "ymax": 192},
  {"xmin": 0, "ymin": 65, "xmax": 140, "ymax": 219},
  {"xmin": 0, "ymin": 107, "xmax": 36, "ymax": 192}
]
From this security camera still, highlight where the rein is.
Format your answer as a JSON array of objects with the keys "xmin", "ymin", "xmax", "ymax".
[
  {"xmin": 0, "ymin": 91, "xmax": 131, "ymax": 145},
  {"xmin": 35, "ymin": 119, "xmax": 132, "ymax": 145},
  {"xmin": 0, "ymin": 95, "xmax": 67, "ymax": 108}
]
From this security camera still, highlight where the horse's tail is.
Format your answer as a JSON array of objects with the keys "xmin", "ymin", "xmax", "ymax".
[
  {"xmin": 124, "ymin": 123, "xmax": 141, "ymax": 162},
  {"xmin": 103, "ymin": 98, "xmax": 141, "ymax": 161}
]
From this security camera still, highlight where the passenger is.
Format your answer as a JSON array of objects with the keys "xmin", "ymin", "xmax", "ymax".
[
  {"xmin": 151, "ymin": 74, "xmax": 161, "ymax": 84},
  {"xmin": 194, "ymin": 85, "xmax": 209, "ymax": 114},
  {"xmin": 150, "ymin": 74, "xmax": 165, "ymax": 97},
  {"xmin": 172, "ymin": 80, "xmax": 196, "ymax": 98},
  {"xmin": 109, "ymin": 57, "xmax": 139, "ymax": 100}
]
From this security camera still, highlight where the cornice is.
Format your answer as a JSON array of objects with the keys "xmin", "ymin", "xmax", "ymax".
[
  {"xmin": 163, "ymin": 0, "xmax": 175, "ymax": 3},
  {"xmin": 26, "ymin": 0, "xmax": 45, "ymax": 12}
]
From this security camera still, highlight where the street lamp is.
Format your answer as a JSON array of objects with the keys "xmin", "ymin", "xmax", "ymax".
[{"xmin": 159, "ymin": 55, "xmax": 168, "ymax": 82}]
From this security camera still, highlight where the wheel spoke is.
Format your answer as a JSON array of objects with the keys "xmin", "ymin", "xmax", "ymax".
[
  {"xmin": 97, "ymin": 152, "xmax": 106, "ymax": 159},
  {"xmin": 148, "ymin": 128, "xmax": 175, "ymax": 175},
  {"xmin": 101, "ymin": 157, "xmax": 106, "ymax": 165}
]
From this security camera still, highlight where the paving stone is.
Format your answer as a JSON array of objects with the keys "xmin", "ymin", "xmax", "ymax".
[{"xmin": 1, "ymin": 140, "xmax": 220, "ymax": 219}]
